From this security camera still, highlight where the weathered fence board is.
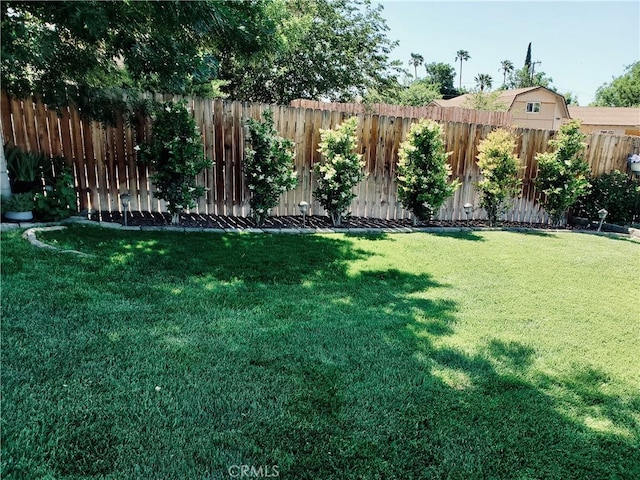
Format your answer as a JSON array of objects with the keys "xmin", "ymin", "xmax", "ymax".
[{"xmin": 2, "ymin": 93, "xmax": 639, "ymax": 222}]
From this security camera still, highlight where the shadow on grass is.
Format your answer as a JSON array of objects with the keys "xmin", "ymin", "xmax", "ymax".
[{"xmin": 2, "ymin": 226, "xmax": 638, "ymax": 479}]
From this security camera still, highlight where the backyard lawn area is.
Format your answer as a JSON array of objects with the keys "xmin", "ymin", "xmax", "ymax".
[{"xmin": 1, "ymin": 225, "xmax": 638, "ymax": 479}]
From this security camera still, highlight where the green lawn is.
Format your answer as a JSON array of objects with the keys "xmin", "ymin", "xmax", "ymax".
[{"xmin": 1, "ymin": 225, "xmax": 638, "ymax": 479}]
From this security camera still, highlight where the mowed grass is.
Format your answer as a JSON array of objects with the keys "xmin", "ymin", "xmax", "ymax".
[{"xmin": 1, "ymin": 225, "xmax": 638, "ymax": 479}]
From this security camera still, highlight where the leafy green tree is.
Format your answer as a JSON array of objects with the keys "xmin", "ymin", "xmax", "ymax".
[
  {"xmin": 0, "ymin": 0, "xmax": 272, "ymax": 115},
  {"xmin": 219, "ymin": 0, "xmax": 401, "ymax": 104},
  {"xmin": 476, "ymin": 129, "xmax": 522, "ymax": 225},
  {"xmin": 397, "ymin": 119, "xmax": 459, "ymax": 224},
  {"xmin": 563, "ymin": 92, "xmax": 579, "ymax": 106},
  {"xmin": 500, "ymin": 60, "xmax": 514, "ymax": 86},
  {"xmin": 314, "ymin": 117, "xmax": 365, "ymax": 226},
  {"xmin": 409, "ymin": 53, "xmax": 425, "ymax": 80},
  {"xmin": 474, "ymin": 73, "xmax": 493, "ymax": 92},
  {"xmin": 462, "ymin": 91, "xmax": 508, "ymax": 111},
  {"xmin": 138, "ymin": 101, "xmax": 212, "ymax": 225},
  {"xmin": 245, "ymin": 110, "xmax": 298, "ymax": 226},
  {"xmin": 455, "ymin": 50, "xmax": 471, "ymax": 90},
  {"xmin": 424, "ymin": 62, "xmax": 458, "ymax": 97},
  {"xmin": 535, "ymin": 120, "xmax": 590, "ymax": 225},
  {"xmin": 593, "ymin": 62, "xmax": 640, "ymax": 107},
  {"xmin": 364, "ymin": 79, "xmax": 442, "ymax": 106},
  {"xmin": 507, "ymin": 67, "xmax": 554, "ymax": 89}
]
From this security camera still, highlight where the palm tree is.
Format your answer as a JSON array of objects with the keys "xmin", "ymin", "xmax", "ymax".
[
  {"xmin": 409, "ymin": 53, "xmax": 424, "ymax": 80},
  {"xmin": 455, "ymin": 50, "xmax": 471, "ymax": 90},
  {"xmin": 474, "ymin": 73, "xmax": 493, "ymax": 92},
  {"xmin": 500, "ymin": 59, "xmax": 514, "ymax": 86}
]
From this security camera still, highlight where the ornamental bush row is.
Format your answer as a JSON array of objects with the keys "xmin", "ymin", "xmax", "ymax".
[{"xmin": 141, "ymin": 102, "xmax": 626, "ymax": 227}]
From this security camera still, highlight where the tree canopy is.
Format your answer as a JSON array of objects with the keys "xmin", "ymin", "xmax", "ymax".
[
  {"xmin": 217, "ymin": 0, "xmax": 401, "ymax": 104},
  {"xmin": 593, "ymin": 62, "xmax": 640, "ymax": 107},
  {"xmin": 1, "ymin": 0, "xmax": 273, "ymax": 115},
  {"xmin": 1, "ymin": 0, "xmax": 402, "ymax": 111}
]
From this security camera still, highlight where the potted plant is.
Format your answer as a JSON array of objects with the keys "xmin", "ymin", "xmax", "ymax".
[
  {"xmin": 627, "ymin": 154, "xmax": 640, "ymax": 173},
  {"xmin": 4, "ymin": 145, "xmax": 45, "ymax": 193},
  {"xmin": 2, "ymin": 193, "xmax": 35, "ymax": 221}
]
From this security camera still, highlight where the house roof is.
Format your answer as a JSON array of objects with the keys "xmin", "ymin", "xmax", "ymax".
[
  {"xmin": 567, "ymin": 106, "xmax": 640, "ymax": 126},
  {"xmin": 432, "ymin": 86, "xmax": 570, "ymax": 118}
]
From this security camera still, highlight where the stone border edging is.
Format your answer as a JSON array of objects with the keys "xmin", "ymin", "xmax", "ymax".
[{"xmin": 20, "ymin": 225, "xmax": 94, "ymax": 257}]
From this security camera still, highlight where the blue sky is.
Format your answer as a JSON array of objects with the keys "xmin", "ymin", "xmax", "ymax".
[{"xmin": 377, "ymin": 0, "xmax": 640, "ymax": 105}]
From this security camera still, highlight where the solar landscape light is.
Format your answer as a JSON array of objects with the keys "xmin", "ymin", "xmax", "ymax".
[
  {"xmin": 597, "ymin": 208, "xmax": 608, "ymax": 232},
  {"xmin": 298, "ymin": 201, "xmax": 310, "ymax": 227},
  {"xmin": 120, "ymin": 192, "xmax": 131, "ymax": 226},
  {"xmin": 463, "ymin": 203, "xmax": 473, "ymax": 222}
]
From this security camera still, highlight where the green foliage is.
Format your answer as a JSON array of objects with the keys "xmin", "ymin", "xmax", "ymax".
[
  {"xmin": 575, "ymin": 170, "xmax": 640, "ymax": 225},
  {"xmin": 535, "ymin": 120, "xmax": 591, "ymax": 225},
  {"xmin": 462, "ymin": 91, "xmax": 509, "ymax": 111},
  {"xmin": 218, "ymin": 0, "xmax": 400, "ymax": 103},
  {"xmin": 396, "ymin": 119, "xmax": 459, "ymax": 222},
  {"xmin": 476, "ymin": 129, "xmax": 522, "ymax": 225},
  {"xmin": 314, "ymin": 117, "xmax": 365, "ymax": 225},
  {"xmin": 593, "ymin": 62, "xmax": 640, "ymax": 107},
  {"xmin": 1, "ymin": 1, "xmax": 274, "ymax": 120},
  {"xmin": 138, "ymin": 101, "xmax": 212, "ymax": 224},
  {"xmin": 474, "ymin": 73, "xmax": 493, "ymax": 92},
  {"xmin": 424, "ymin": 62, "xmax": 458, "ymax": 97},
  {"xmin": 364, "ymin": 79, "xmax": 442, "ymax": 107},
  {"xmin": 507, "ymin": 66, "xmax": 554, "ymax": 89},
  {"xmin": 2, "ymin": 192, "xmax": 34, "ymax": 212},
  {"xmin": 4, "ymin": 145, "xmax": 43, "ymax": 182},
  {"xmin": 245, "ymin": 110, "xmax": 298, "ymax": 225},
  {"xmin": 34, "ymin": 168, "xmax": 77, "ymax": 221}
]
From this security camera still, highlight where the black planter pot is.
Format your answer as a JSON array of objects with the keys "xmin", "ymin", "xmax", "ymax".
[{"xmin": 10, "ymin": 180, "xmax": 39, "ymax": 194}]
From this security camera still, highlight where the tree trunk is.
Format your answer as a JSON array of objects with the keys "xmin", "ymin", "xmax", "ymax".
[
  {"xmin": 172, "ymin": 212, "xmax": 180, "ymax": 225},
  {"xmin": 331, "ymin": 212, "xmax": 342, "ymax": 227}
]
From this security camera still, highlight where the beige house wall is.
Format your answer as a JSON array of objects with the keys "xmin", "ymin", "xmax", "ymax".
[
  {"xmin": 509, "ymin": 90, "xmax": 566, "ymax": 130},
  {"xmin": 574, "ymin": 124, "xmax": 640, "ymax": 136}
]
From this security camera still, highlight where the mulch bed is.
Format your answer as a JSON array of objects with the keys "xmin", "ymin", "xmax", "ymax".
[{"xmin": 92, "ymin": 211, "xmax": 580, "ymax": 231}]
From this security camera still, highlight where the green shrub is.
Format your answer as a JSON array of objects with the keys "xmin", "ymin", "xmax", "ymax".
[
  {"xmin": 535, "ymin": 120, "xmax": 590, "ymax": 225},
  {"xmin": 396, "ymin": 119, "xmax": 459, "ymax": 223},
  {"xmin": 314, "ymin": 117, "xmax": 364, "ymax": 226},
  {"xmin": 34, "ymin": 167, "xmax": 77, "ymax": 221},
  {"xmin": 2, "ymin": 192, "xmax": 34, "ymax": 212},
  {"xmin": 245, "ymin": 110, "xmax": 297, "ymax": 226},
  {"xmin": 574, "ymin": 170, "xmax": 640, "ymax": 225},
  {"xmin": 138, "ymin": 101, "xmax": 212, "ymax": 224},
  {"xmin": 476, "ymin": 128, "xmax": 522, "ymax": 226}
]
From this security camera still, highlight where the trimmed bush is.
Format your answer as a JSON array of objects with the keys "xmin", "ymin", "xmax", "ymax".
[
  {"xmin": 476, "ymin": 128, "xmax": 522, "ymax": 226},
  {"xmin": 396, "ymin": 119, "xmax": 459, "ymax": 223},
  {"xmin": 314, "ymin": 117, "xmax": 364, "ymax": 226},
  {"xmin": 245, "ymin": 110, "xmax": 297, "ymax": 226},
  {"xmin": 138, "ymin": 101, "xmax": 212, "ymax": 224},
  {"xmin": 535, "ymin": 120, "xmax": 590, "ymax": 225}
]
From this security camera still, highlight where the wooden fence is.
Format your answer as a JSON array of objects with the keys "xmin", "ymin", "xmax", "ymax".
[
  {"xmin": 2, "ymin": 92, "xmax": 639, "ymax": 222},
  {"xmin": 290, "ymin": 99, "xmax": 513, "ymax": 126}
]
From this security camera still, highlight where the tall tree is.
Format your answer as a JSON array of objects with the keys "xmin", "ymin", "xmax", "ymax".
[
  {"xmin": 474, "ymin": 73, "xmax": 493, "ymax": 92},
  {"xmin": 455, "ymin": 49, "xmax": 471, "ymax": 90},
  {"xmin": 409, "ymin": 53, "xmax": 424, "ymax": 80},
  {"xmin": 0, "ymin": 0, "xmax": 273, "ymax": 114},
  {"xmin": 524, "ymin": 42, "xmax": 532, "ymax": 74},
  {"xmin": 500, "ymin": 60, "xmax": 514, "ymax": 86},
  {"xmin": 593, "ymin": 62, "xmax": 640, "ymax": 107},
  {"xmin": 218, "ymin": 0, "xmax": 401, "ymax": 104},
  {"xmin": 424, "ymin": 62, "xmax": 457, "ymax": 97}
]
